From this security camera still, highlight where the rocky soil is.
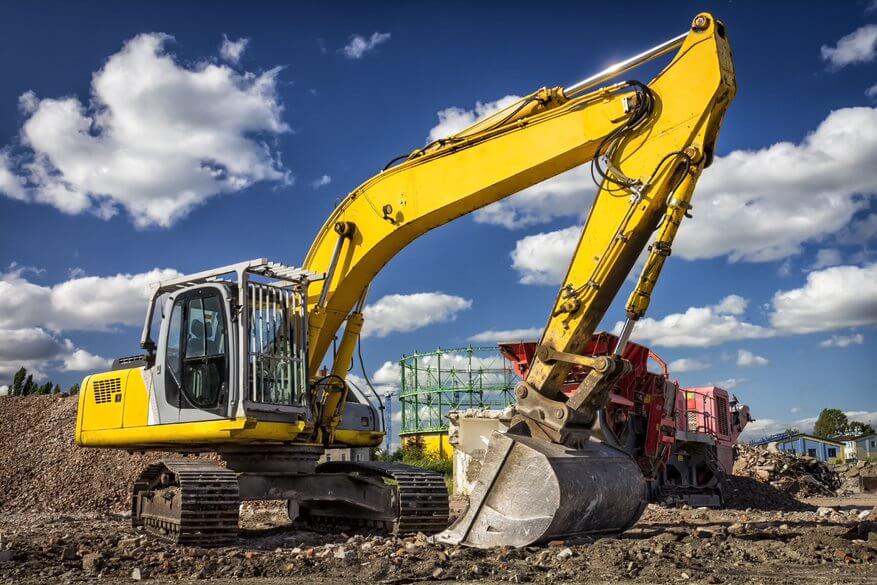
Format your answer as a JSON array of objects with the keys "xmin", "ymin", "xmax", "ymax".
[{"xmin": 1, "ymin": 395, "xmax": 876, "ymax": 584}]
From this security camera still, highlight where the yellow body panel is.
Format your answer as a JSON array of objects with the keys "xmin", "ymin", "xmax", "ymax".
[
  {"xmin": 402, "ymin": 433, "xmax": 454, "ymax": 461},
  {"xmin": 75, "ymin": 367, "xmax": 309, "ymax": 449},
  {"xmin": 334, "ymin": 429, "xmax": 383, "ymax": 447}
]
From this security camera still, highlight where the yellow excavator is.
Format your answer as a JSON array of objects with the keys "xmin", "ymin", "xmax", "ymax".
[{"xmin": 75, "ymin": 13, "xmax": 735, "ymax": 548}]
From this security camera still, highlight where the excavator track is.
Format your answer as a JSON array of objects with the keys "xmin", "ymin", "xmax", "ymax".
[
  {"xmin": 131, "ymin": 460, "xmax": 239, "ymax": 547},
  {"xmin": 303, "ymin": 461, "xmax": 450, "ymax": 536}
]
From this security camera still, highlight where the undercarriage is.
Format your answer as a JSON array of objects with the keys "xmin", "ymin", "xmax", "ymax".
[{"xmin": 131, "ymin": 447, "xmax": 450, "ymax": 546}]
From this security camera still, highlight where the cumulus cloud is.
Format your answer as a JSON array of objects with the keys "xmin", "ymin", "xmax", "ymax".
[
  {"xmin": 507, "ymin": 107, "xmax": 877, "ymax": 270},
  {"xmin": 0, "ymin": 264, "xmax": 181, "ymax": 331},
  {"xmin": 770, "ymin": 263, "xmax": 877, "ymax": 333},
  {"xmin": 667, "ymin": 358, "xmax": 711, "ymax": 373},
  {"xmin": 868, "ymin": 83, "xmax": 877, "ymax": 99},
  {"xmin": 0, "ymin": 153, "xmax": 26, "ymax": 200},
  {"xmin": 311, "ymin": 174, "xmax": 331, "ymax": 189},
  {"xmin": 0, "ymin": 33, "xmax": 290, "ymax": 228},
  {"xmin": 510, "ymin": 225, "xmax": 580, "ymax": 285},
  {"xmin": 674, "ymin": 107, "xmax": 877, "ymax": 262},
  {"xmin": 362, "ymin": 292, "xmax": 472, "ymax": 338},
  {"xmin": 819, "ymin": 333, "xmax": 865, "ymax": 347},
  {"xmin": 736, "ymin": 349, "xmax": 769, "ymax": 367},
  {"xmin": 821, "ymin": 25, "xmax": 877, "ymax": 68},
  {"xmin": 373, "ymin": 361, "xmax": 402, "ymax": 385},
  {"xmin": 614, "ymin": 295, "xmax": 774, "ymax": 348},
  {"xmin": 428, "ymin": 95, "xmax": 520, "ymax": 142},
  {"xmin": 219, "ymin": 35, "xmax": 249, "ymax": 64},
  {"xmin": 0, "ymin": 264, "xmax": 178, "ymax": 382},
  {"xmin": 809, "ymin": 248, "xmax": 843, "ymax": 270},
  {"xmin": 341, "ymin": 32, "xmax": 391, "ymax": 59},
  {"xmin": 708, "ymin": 377, "xmax": 748, "ymax": 390},
  {"xmin": 0, "ymin": 327, "xmax": 109, "ymax": 380},
  {"xmin": 468, "ymin": 327, "xmax": 543, "ymax": 343}
]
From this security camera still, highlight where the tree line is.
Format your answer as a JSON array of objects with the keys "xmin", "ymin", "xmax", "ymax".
[{"xmin": 7, "ymin": 366, "xmax": 80, "ymax": 396}]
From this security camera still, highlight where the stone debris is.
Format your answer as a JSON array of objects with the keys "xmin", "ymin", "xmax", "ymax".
[
  {"xmin": 733, "ymin": 444, "xmax": 842, "ymax": 497},
  {"xmin": 835, "ymin": 460, "xmax": 877, "ymax": 495},
  {"xmin": 1, "ymin": 395, "xmax": 876, "ymax": 584}
]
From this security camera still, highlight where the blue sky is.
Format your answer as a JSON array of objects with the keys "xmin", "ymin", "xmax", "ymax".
[{"xmin": 1, "ymin": 1, "xmax": 875, "ymax": 440}]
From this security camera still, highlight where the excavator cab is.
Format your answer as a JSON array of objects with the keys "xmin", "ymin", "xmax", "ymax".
[{"xmin": 75, "ymin": 258, "xmax": 382, "ymax": 448}]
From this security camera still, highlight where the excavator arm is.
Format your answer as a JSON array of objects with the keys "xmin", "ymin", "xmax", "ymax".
[{"xmin": 303, "ymin": 13, "xmax": 735, "ymax": 451}]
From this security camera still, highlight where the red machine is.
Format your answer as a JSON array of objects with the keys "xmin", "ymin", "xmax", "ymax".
[{"xmin": 498, "ymin": 332, "xmax": 750, "ymax": 507}]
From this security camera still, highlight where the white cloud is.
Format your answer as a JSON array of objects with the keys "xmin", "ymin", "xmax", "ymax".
[
  {"xmin": 0, "ymin": 327, "xmax": 109, "ymax": 380},
  {"xmin": 737, "ymin": 349, "xmax": 769, "ymax": 367},
  {"xmin": 0, "ymin": 265, "xmax": 181, "ymax": 331},
  {"xmin": 709, "ymin": 377, "xmax": 748, "ymax": 390},
  {"xmin": 62, "ymin": 349, "xmax": 112, "ymax": 371},
  {"xmin": 220, "ymin": 35, "xmax": 249, "ymax": 64},
  {"xmin": 373, "ymin": 361, "xmax": 402, "ymax": 385},
  {"xmin": 428, "ymin": 95, "xmax": 520, "ymax": 142},
  {"xmin": 674, "ymin": 107, "xmax": 877, "ymax": 262},
  {"xmin": 819, "ymin": 333, "xmax": 865, "ymax": 348},
  {"xmin": 615, "ymin": 296, "xmax": 773, "ymax": 348},
  {"xmin": 0, "ymin": 265, "xmax": 176, "ymax": 381},
  {"xmin": 790, "ymin": 407, "xmax": 802, "ymax": 414},
  {"xmin": 311, "ymin": 174, "xmax": 331, "ymax": 188},
  {"xmin": 0, "ymin": 385, "xmax": 8, "ymax": 397},
  {"xmin": 667, "ymin": 358, "xmax": 711, "ymax": 373},
  {"xmin": 510, "ymin": 225, "xmax": 580, "ymax": 285},
  {"xmin": 821, "ymin": 25, "xmax": 877, "ymax": 68},
  {"xmin": 837, "ymin": 213, "xmax": 877, "ymax": 245},
  {"xmin": 467, "ymin": 327, "xmax": 543, "ymax": 343},
  {"xmin": 341, "ymin": 32, "xmax": 391, "ymax": 59},
  {"xmin": 770, "ymin": 263, "xmax": 877, "ymax": 333},
  {"xmin": 868, "ymin": 83, "xmax": 877, "ymax": 99},
  {"xmin": 0, "ymin": 153, "xmax": 26, "ymax": 200},
  {"xmin": 362, "ymin": 292, "xmax": 472, "ymax": 338},
  {"xmin": 506, "ymin": 107, "xmax": 877, "ymax": 269},
  {"xmin": 713, "ymin": 294, "xmax": 748, "ymax": 316},
  {"xmin": 809, "ymin": 248, "xmax": 843, "ymax": 270},
  {"xmin": 0, "ymin": 33, "xmax": 290, "ymax": 228}
]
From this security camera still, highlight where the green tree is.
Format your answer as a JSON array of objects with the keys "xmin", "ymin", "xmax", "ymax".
[
  {"xmin": 67, "ymin": 383, "xmax": 80, "ymax": 395},
  {"xmin": 846, "ymin": 421, "xmax": 875, "ymax": 437},
  {"xmin": 814, "ymin": 408, "xmax": 848, "ymax": 438},
  {"xmin": 784, "ymin": 427, "xmax": 800, "ymax": 437},
  {"xmin": 53, "ymin": 384, "xmax": 61, "ymax": 394},
  {"xmin": 37, "ymin": 382, "xmax": 54, "ymax": 395},
  {"xmin": 12, "ymin": 367, "xmax": 27, "ymax": 396},
  {"xmin": 21, "ymin": 374, "xmax": 34, "ymax": 396}
]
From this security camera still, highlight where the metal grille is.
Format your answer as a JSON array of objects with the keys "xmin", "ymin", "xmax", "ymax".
[
  {"xmin": 247, "ymin": 282, "xmax": 306, "ymax": 406},
  {"xmin": 716, "ymin": 396, "xmax": 729, "ymax": 436},
  {"xmin": 93, "ymin": 378, "xmax": 122, "ymax": 404}
]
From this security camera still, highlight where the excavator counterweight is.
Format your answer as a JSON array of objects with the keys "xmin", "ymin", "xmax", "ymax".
[{"xmin": 74, "ymin": 13, "xmax": 735, "ymax": 549}]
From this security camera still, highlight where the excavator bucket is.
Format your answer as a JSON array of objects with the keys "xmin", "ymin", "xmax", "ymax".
[{"xmin": 434, "ymin": 431, "xmax": 647, "ymax": 548}]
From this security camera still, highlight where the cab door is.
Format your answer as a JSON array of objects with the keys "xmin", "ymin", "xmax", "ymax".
[{"xmin": 155, "ymin": 284, "xmax": 234, "ymax": 423}]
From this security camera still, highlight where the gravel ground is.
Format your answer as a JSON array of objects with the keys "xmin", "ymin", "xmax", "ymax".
[
  {"xmin": 1, "ymin": 497, "xmax": 875, "ymax": 585},
  {"xmin": 1, "ymin": 395, "xmax": 875, "ymax": 584}
]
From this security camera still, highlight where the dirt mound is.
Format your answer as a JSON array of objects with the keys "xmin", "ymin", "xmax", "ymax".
[
  {"xmin": 733, "ymin": 443, "xmax": 841, "ymax": 498},
  {"xmin": 723, "ymin": 475, "xmax": 813, "ymax": 511},
  {"xmin": 0, "ymin": 395, "xmax": 169, "ymax": 513}
]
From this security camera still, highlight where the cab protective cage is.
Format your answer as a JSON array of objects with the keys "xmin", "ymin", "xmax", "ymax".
[{"xmin": 138, "ymin": 258, "xmax": 325, "ymax": 420}]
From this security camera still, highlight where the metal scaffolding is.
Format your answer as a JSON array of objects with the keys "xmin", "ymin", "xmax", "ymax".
[{"xmin": 399, "ymin": 346, "xmax": 517, "ymax": 436}]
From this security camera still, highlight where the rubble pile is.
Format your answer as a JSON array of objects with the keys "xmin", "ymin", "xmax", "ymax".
[
  {"xmin": 733, "ymin": 444, "xmax": 842, "ymax": 497},
  {"xmin": 0, "ymin": 395, "xmax": 172, "ymax": 513},
  {"xmin": 835, "ymin": 460, "xmax": 877, "ymax": 495}
]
